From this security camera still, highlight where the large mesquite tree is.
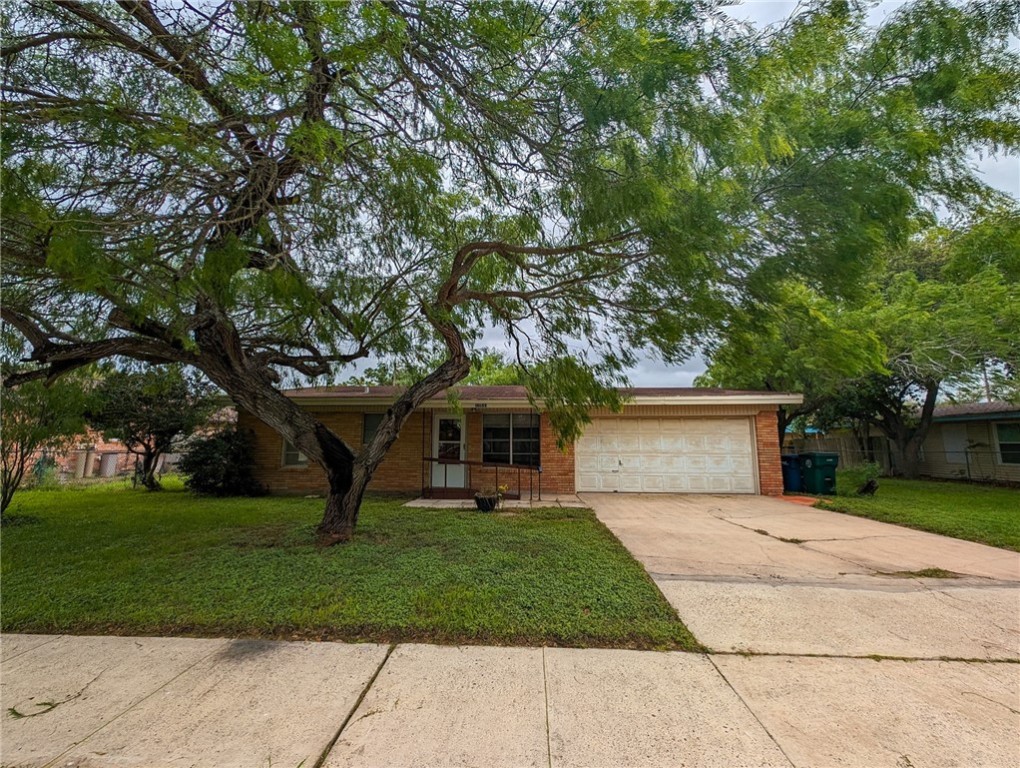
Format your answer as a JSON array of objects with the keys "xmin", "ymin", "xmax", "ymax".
[{"xmin": 2, "ymin": 1, "xmax": 1017, "ymax": 540}]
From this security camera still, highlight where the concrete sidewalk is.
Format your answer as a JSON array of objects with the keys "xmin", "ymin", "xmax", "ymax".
[{"xmin": 3, "ymin": 634, "xmax": 1018, "ymax": 768}]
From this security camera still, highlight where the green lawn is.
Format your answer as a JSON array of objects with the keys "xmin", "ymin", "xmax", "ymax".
[
  {"xmin": 0, "ymin": 482, "xmax": 698, "ymax": 650},
  {"xmin": 816, "ymin": 478, "xmax": 1020, "ymax": 551}
]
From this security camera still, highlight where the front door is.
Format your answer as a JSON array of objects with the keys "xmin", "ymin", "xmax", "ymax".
[{"xmin": 432, "ymin": 413, "xmax": 466, "ymax": 489}]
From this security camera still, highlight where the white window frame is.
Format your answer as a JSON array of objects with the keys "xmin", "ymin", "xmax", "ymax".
[{"xmin": 281, "ymin": 439, "xmax": 308, "ymax": 468}]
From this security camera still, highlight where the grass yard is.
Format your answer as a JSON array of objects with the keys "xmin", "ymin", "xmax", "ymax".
[
  {"xmin": 816, "ymin": 478, "xmax": 1020, "ymax": 551},
  {"xmin": 0, "ymin": 481, "xmax": 699, "ymax": 651}
]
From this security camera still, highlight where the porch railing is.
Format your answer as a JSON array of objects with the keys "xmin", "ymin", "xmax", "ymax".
[{"xmin": 421, "ymin": 456, "xmax": 542, "ymax": 501}]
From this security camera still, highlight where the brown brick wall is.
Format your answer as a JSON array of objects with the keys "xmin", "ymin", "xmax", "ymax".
[
  {"xmin": 754, "ymin": 409, "xmax": 784, "ymax": 496},
  {"xmin": 241, "ymin": 403, "xmax": 783, "ymax": 498},
  {"xmin": 239, "ymin": 408, "xmax": 427, "ymax": 495},
  {"xmin": 539, "ymin": 413, "xmax": 575, "ymax": 495}
]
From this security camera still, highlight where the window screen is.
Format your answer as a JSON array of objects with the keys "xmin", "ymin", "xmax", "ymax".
[
  {"xmin": 482, "ymin": 413, "xmax": 539, "ymax": 466},
  {"xmin": 996, "ymin": 423, "xmax": 1020, "ymax": 464},
  {"xmin": 282, "ymin": 440, "xmax": 308, "ymax": 466},
  {"xmin": 482, "ymin": 414, "xmax": 511, "ymax": 464},
  {"xmin": 511, "ymin": 413, "xmax": 540, "ymax": 466},
  {"xmin": 363, "ymin": 413, "xmax": 384, "ymax": 444}
]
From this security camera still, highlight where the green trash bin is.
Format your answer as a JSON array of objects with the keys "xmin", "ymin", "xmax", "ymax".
[{"xmin": 799, "ymin": 452, "xmax": 839, "ymax": 495}]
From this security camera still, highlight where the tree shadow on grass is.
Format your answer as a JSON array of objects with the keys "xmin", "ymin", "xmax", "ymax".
[{"xmin": 0, "ymin": 514, "xmax": 43, "ymax": 528}]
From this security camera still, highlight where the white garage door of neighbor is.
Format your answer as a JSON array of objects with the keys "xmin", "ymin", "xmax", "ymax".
[{"xmin": 575, "ymin": 418, "xmax": 757, "ymax": 493}]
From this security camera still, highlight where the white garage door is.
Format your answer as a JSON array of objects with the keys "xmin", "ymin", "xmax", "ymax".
[{"xmin": 575, "ymin": 418, "xmax": 756, "ymax": 493}]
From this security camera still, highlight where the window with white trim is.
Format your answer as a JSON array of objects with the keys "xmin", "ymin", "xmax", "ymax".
[
  {"xmin": 282, "ymin": 440, "xmax": 308, "ymax": 467},
  {"xmin": 995, "ymin": 423, "xmax": 1020, "ymax": 465},
  {"xmin": 482, "ymin": 413, "xmax": 540, "ymax": 466}
]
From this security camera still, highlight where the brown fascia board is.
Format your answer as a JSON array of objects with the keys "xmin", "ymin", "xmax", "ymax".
[{"xmin": 278, "ymin": 386, "xmax": 804, "ymax": 410}]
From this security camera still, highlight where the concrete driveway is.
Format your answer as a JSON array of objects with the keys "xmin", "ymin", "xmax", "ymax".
[
  {"xmin": 583, "ymin": 493, "xmax": 1020, "ymax": 659},
  {"xmin": 583, "ymin": 493, "xmax": 1020, "ymax": 767}
]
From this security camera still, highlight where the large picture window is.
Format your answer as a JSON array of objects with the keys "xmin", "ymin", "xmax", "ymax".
[
  {"xmin": 482, "ymin": 413, "xmax": 540, "ymax": 466},
  {"xmin": 996, "ymin": 423, "xmax": 1020, "ymax": 464}
]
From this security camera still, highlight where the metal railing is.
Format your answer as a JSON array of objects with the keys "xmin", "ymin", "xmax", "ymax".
[{"xmin": 421, "ymin": 456, "xmax": 542, "ymax": 500}]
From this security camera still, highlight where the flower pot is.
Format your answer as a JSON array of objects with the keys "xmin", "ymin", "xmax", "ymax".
[{"xmin": 474, "ymin": 495, "xmax": 499, "ymax": 512}]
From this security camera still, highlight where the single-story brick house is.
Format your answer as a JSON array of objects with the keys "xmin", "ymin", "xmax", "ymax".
[{"xmin": 238, "ymin": 386, "xmax": 803, "ymax": 499}]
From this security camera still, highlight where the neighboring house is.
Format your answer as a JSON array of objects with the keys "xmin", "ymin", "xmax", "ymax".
[
  {"xmin": 788, "ymin": 401, "xmax": 1020, "ymax": 484},
  {"xmin": 916, "ymin": 401, "xmax": 1020, "ymax": 483},
  {"xmin": 238, "ymin": 386, "xmax": 803, "ymax": 499},
  {"xmin": 42, "ymin": 430, "xmax": 135, "ymax": 480}
]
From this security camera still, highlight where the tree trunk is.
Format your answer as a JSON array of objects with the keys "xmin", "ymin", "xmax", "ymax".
[
  {"xmin": 141, "ymin": 449, "xmax": 162, "ymax": 490},
  {"xmin": 317, "ymin": 464, "xmax": 369, "ymax": 545},
  {"xmin": 313, "ymin": 351, "xmax": 471, "ymax": 542},
  {"xmin": 777, "ymin": 406, "xmax": 791, "ymax": 450},
  {"xmin": 851, "ymin": 419, "xmax": 870, "ymax": 461},
  {"xmin": 891, "ymin": 438, "xmax": 924, "ymax": 479},
  {"xmin": 190, "ymin": 302, "xmax": 469, "ymax": 544},
  {"xmin": 1, "ymin": 477, "xmax": 16, "ymax": 518},
  {"xmin": 876, "ymin": 380, "xmax": 940, "ymax": 479},
  {"xmin": 1, "ymin": 453, "xmax": 29, "ymax": 520}
]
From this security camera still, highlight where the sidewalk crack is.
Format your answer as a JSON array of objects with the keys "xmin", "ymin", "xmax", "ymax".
[
  {"xmin": 41, "ymin": 639, "xmax": 229, "ymax": 768},
  {"xmin": 1, "ymin": 634, "xmax": 64, "ymax": 664},
  {"xmin": 313, "ymin": 643, "xmax": 395, "ymax": 768},
  {"xmin": 8, "ymin": 669, "xmax": 105, "ymax": 720},
  {"xmin": 707, "ymin": 655, "xmax": 797, "ymax": 768},
  {"xmin": 542, "ymin": 646, "xmax": 553, "ymax": 768}
]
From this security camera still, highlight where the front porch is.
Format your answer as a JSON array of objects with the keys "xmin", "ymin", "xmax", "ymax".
[
  {"xmin": 422, "ymin": 456, "xmax": 544, "ymax": 501},
  {"xmin": 417, "ymin": 404, "xmax": 551, "ymax": 501}
]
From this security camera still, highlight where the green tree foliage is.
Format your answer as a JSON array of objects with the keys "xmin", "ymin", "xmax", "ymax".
[
  {"xmin": 834, "ymin": 232, "xmax": 1018, "ymax": 477},
  {"xmin": 463, "ymin": 351, "xmax": 524, "ymax": 387},
  {"xmin": 940, "ymin": 204, "xmax": 1020, "ymax": 403},
  {"xmin": 950, "ymin": 360, "xmax": 1019, "ymax": 404},
  {"xmin": 705, "ymin": 207, "xmax": 1020, "ymax": 474},
  {"xmin": 88, "ymin": 367, "xmax": 217, "ymax": 490},
  {"xmin": 2, "ymin": 1, "xmax": 1017, "ymax": 538},
  {"xmin": 808, "ymin": 212, "xmax": 1019, "ymax": 475},
  {"xmin": 698, "ymin": 283, "xmax": 886, "ymax": 444},
  {"xmin": 0, "ymin": 378, "xmax": 89, "ymax": 517},
  {"xmin": 349, "ymin": 349, "xmax": 523, "ymax": 387}
]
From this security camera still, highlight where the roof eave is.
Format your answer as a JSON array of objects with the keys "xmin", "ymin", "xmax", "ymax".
[
  {"xmin": 623, "ymin": 394, "xmax": 804, "ymax": 406},
  {"xmin": 284, "ymin": 393, "xmax": 804, "ymax": 409},
  {"xmin": 933, "ymin": 412, "xmax": 1020, "ymax": 423}
]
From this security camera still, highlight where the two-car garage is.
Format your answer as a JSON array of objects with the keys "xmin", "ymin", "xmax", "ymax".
[{"xmin": 575, "ymin": 417, "xmax": 758, "ymax": 494}]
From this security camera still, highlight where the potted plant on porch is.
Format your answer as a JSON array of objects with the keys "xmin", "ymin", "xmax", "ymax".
[{"xmin": 474, "ymin": 484, "xmax": 508, "ymax": 512}]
